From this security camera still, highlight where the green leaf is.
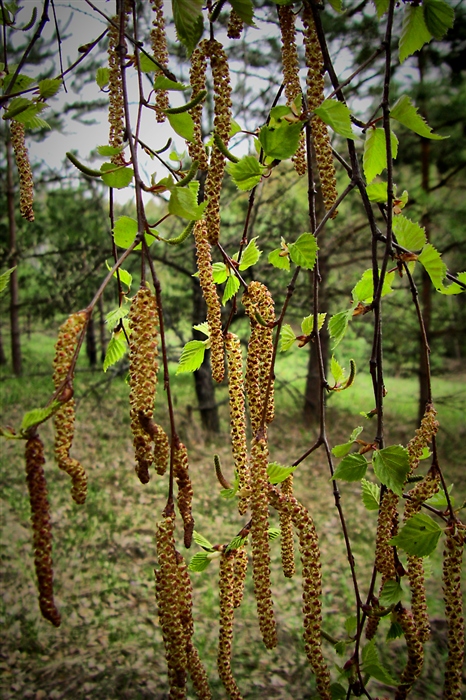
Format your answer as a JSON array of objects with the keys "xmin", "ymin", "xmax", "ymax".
[
  {"xmin": 301, "ymin": 312, "xmax": 326, "ymax": 336},
  {"xmin": 239, "ymin": 237, "xmax": 262, "ymax": 270},
  {"xmin": 425, "ymin": 484, "xmax": 454, "ymax": 508},
  {"xmin": 226, "ymin": 535, "xmax": 248, "ymax": 551},
  {"xmin": 268, "ymin": 527, "xmax": 281, "ymax": 541},
  {"xmin": 393, "ymin": 214, "xmax": 426, "ymax": 251},
  {"xmin": 372, "ymin": 0, "xmax": 389, "ymax": 18},
  {"xmin": 352, "ymin": 268, "xmax": 395, "ymax": 304},
  {"xmin": 332, "ymin": 426, "xmax": 364, "ymax": 458},
  {"xmin": 391, "ymin": 95, "xmax": 446, "ymax": 140},
  {"xmin": 379, "ymin": 579, "xmax": 404, "ymax": 606},
  {"xmin": 222, "ymin": 275, "xmax": 240, "ymax": 304},
  {"xmin": 361, "ymin": 640, "xmax": 398, "ymax": 686},
  {"xmin": 165, "ymin": 111, "xmax": 195, "ymax": 142},
  {"xmin": 366, "ymin": 181, "xmax": 388, "ymax": 202},
  {"xmin": 97, "ymin": 145, "xmax": 124, "ymax": 157},
  {"xmin": 227, "ymin": 155, "xmax": 265, "ymax": 191},
  {"xmin": 332, "ymin": 453, "xmax": 368, "ymax": 482},
  {"xmin": 363, "ymin": 128, "xmax": 398, "ymax": 184},
  {"xmin": 329, "ymin": 309, "xmax": 352, "ymax": 349},
  {"xmin": 0, "ymin": 266, "xmax": 15, "ymax": 295},
  {"xmin": 23, "ymin": 114, "xmax": 50, "ymax": 131},
  {"xmin": 390, "ymin": 513, "xmax": 442, "ymax": 557},
  {"xmin": 212, "ymin": 262, "xmax": 229, "ymax": 284},
  {"xmin": 139, "ymin": 53, "xmax": 159, "ymax": 73},
  {"xmin": 188, "ymin": 552, "xmax": 212, "ymax": 572},
  {"xmin": 4, "ymin": 98, "xmax": 46, "ymax": 125},
  {"xmin": 373, "ymin": 445, "xmax": 410, "ymax": 496},
  {"xmin": 314, "ymin": 99, "xmax": 354, "ymax": 139},
  {"xmin": 230, "ymin": 0, "xmax": 255, "ymax": 25},
  {"xmin": 399, "ymin": 5, "xmax": 432, "ymax": 63},
  {"xmin": 268, "ymin": 248, "xmax": 290, "ymax": 271},
  {"xmin": 176, "ymin": 339, "xmax": 207, "ymax": 373},
  {"xmin": 437, "ymin": 274, "xmax": 466, "ymax": 296},
  {"xmin": 21, "ymin": 403, "xmax": 60, "ymax": 431},
  {"xmin": 330, "ymin": 683, "xmax": 347, "ymax": 700},
  {"xmin": 192, "ymin": 531, "xmax": 215, "ymax": 551},
  {"xmin": 327, "ymin": 0, "xmax": 342, "ymax": 11},
  {"xmin": 259, "ymin": 121, "xmax": 303, "ymax": 160},
  {"xmin": 344, "ymin": 615, "xmax": 358, "ymax": 637},
  {"xmin": 100, "ymin": 163, "xmax": 134, "ymax": 189},
  {"xmin": 267, "ymin": 462, "xmax": 297, "ymax": 484},
  {"xmin": 193, "ymin": 321, "xmax": 210, "ymax": 337},
  {"xmin": 105, "ymin": 260, "xmax": 132, "ymax": 288},
  {"xmin": 423, "ymin": 0, "xmax": 454, "ymax": 40},
  {"xmin": 168, "ymin": 187, "xmax": 207, "ymax": 220},
  {"xmin": 330, "ymin": 356, "xmax": 345, "ymax": 386},
  {"xmin": 418, "ymin": 243, "xmax": 447, "ymax": 290},
  {"xmin": 221, "ymin": 487, "xmax": 238, "ymax": 499},
  {"xmin": 38, "ymin": 78, "xmax": 61, "ymax": 99},
  {"xmin": 113, "ymin": 216, "xmax": 151, "ymax": 250},
  {"xmin": 386, "ymin": 621, "xmax": 404, "ymax": 641},
  {"xmin": 96, "ymin": 67, "xmax": 109, "ymax": 89},
  {"xmin": 154, "ymin": 75, "xmax": 189, "ymax": 91},
  {"xmin": 106, "ymin": 304, "xmax": 130, "ymax": 328},
  {"xmin": 269, "ymin": 105, "xmax": 293, "ymax": 125},
  {"xmin": 172, "ymin": 0, "xmax": 204, "ymax": 55},
  {"xmin": 280, "ymin": 324, "xmax": 296, "ymax": 352},
  {"xmin": 334, "ymin": 641, "xmax": 347, "ymax": 657},
  {"xmin": 288, "ymin": 233, "xmax": 318, "ymax": 270},
  {"xmin": 361, "ymin": 478, "xmax": 380, "ymax": 510},
  {"xmin": 103, "ymin": 332, "xmax": 127, "ymax": 372}
]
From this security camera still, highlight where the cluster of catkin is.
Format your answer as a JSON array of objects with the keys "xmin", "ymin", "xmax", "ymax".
[
  {"xmin": 217, "ymin": 549, "xmax": 247, "ymax": 699},
  {"xmin": 150, "ymin": 0, "xmax": 169, "ymax": 122},
  {"xmin": 394, "ymin": 605, "xmax": 424, "ymax": 700},
  {"xmin": 442, "ymin": 523, "xmax": 465, "ymax": 699},
  {"xmin": 107, "ymin": 15, "xmax": 126, "ymax": 163},
  {"xmin": 155, "ymin": 514, "xmax": 211, "ymax": 699},
  {"xmin": 10, "ymin": 120, "xmax": 34, "ymax": 221},
  {"xmin": 52, "ymin": 311, "xmax": 88, "ymax": 504},
  {"xmin": 302, "ymin": 5, "xmax": 338, "ymax": 215},
  {"xmin": 128, "ymin": 286, "xmax": 169, "ymax": 483}
]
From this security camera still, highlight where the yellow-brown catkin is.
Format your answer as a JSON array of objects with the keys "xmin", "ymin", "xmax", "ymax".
[
  {"xmin": 153, "ymin": 423, "xmax": 169, "ymax": 475},
  {"xmin": 25, "ymin": 435, "xmax": 61, "ymax": 627},
  {"xmin": 155, "ymin": 515, "xmax": 188, "ymax": 698},
  {"xmin": 403, "ymin": 470, "xmax": 440, "ymax": 642},
  {"xmin": 107, "ymin": 16, "xmax": 126, "ymax": 164},
  {"xmin": 243, "ymin": 282, "xmax": 275, "ymax": 434},
  {"xmin": 365, "ymin": 579, "xmax": 385, "ymax": 640},
  {"xmin": 53, "ymin": 311, "xmax": 88, "ymax": 504},
  {"xmin": 394, "ymin": 605, "xmax": 424, "ymax": 700},
  {"xmin": 150, "ymin": 0, "xmax": 169, "ymax": 122},
  {"xmin": 188, "ymin": 41, "xmax": 208, "ymax": 171},
  {"xmin": 269, "ymin": 486, "xmax": 331, "ymax": 699},
  {"xmin": 193, "ymin": 220, "xmax": 224, "ymax": 383},
  {"xmin": 225, "ymin": 333, "xmax": 250, "ymax": 515},
  {"xmin": 407, "ymin": 403, "xmax": 439, "ymax": 473},
  {"xmin": 10, "ymin": 120, "xmax": 34, "ymax": 221},
  {"xmin": 231, "ymin": 547, "xmax": 248, "ymax": 609},
  {"xmin": 302, "ymin": 5, "xmax": 338, "ymax": 216},
  {"xmin": 278, "ymin": 5, "xmax": 306, "ymax": 176},
  {"xmin": 227, "ymin": 9, "xmax": 244, "ymax": 39},
  {"xmin": 280, "ymin": 475, "xmax": 295, "ymax": 577},
  {"xmin": 218, "ymin": 552, "xmax": 244, "ymax": 700},
  {"xmin": 204, "ymin": 39, "xmax": 232, "ymax": 245},
  {"xmin": 128, "ymin": 286, "xmax": 159, "ymax": 484},
  {"xmin": 442, "ymin": 524, "xmax": 465, "ymax": 700},
  {"xmin": 173, "ymin": 441, "xmax": 194, "ymax": 548},
  {"xmin": 375, "ymin": 489, "xmax": 399, "ymax": 580},
  {"xmin": 250, "ymin": 436, "xmax": 278, "ymax": 649}
]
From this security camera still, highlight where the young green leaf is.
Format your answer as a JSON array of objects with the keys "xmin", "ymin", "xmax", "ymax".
[
  {"xmin": 21, "ymin": 403, "xmax": 60, "ymax": 431},
  {"xmin": 221, "ymin": 487, "xmax": 238, "ymax": 499},
  {"xmin": 399, "ymin": 5, "xmax": 432, "ymax": 63},
  {"xmin": 222, "ymin": 274, "xmax": 240, "ymax": 304},
  {"xmin": 344, "ymin": 615, "xmax": 358, "ymax": 637},
  {"xmin": 352, "ymin": 268, "xmax": 395, "ymax": 304},
  {"xmin": 267, "ymin": 462, "xmax": 297, "ymax": 484},
  {"xmin": 96, "ymin": 67, "xmax": 109, "ymax": 89},
  {"xmin": 168, "ymin": 187, "xmax": 207, "ymax": 220},
  {"xmin": 334, "ymin": 641, "xmax": 347, "ymax": 657},
  {"xmin": 226, "ymin": 535, "xmax": 248, "ymax": 551},
  {"xmin": 165, "ymin": 111, "xmax": 195, "ymax": 142},
  {"xmin": 280, "ymin": 324, "xmax": 296, "ymax": 352},
  {"xmin": 176, "ymin": 339, "xmax": 207, "ymax": 373},
  {"xmin": 100, "ymin": 163, "xmax": 134, "ymax": 189},
  {"xmin": 139, "ymin": 53, "xmax": 159, "ymax": 73},
  {"xmin": 372, "ymin": 445, "xmax": 410, "ymax": 496},
  {"xmin": 38, "ymin": 78, "xmax": 62, "ymax": 99},
  {"xmin": 393, "ymin": 214, "xmax": 426, "ymax": 251},
  {"xmin": 230, "ymin": 0, "xmax": 255, "ymax": 25},
  {"xmin": 192, "ymin": 531, "xmax": 215, "ymax": 551},
  {"xmin": 314, "ymin": 99, "xmax": 355, "ymax": 139},
  {"xmin": 193, "ymin": 321, "xmax": 210, "ymax": 337},
  {"xmin": 211, "ymin": 262, "xmax": 229, "ymax": 284},
  {"xmin": 106, "ymin": 304, "xmax": 130, "ymax": 328},
  {"xmin": 301, "ymin": 312, "xmax": 326, "ymax": 336},
  {"xmin": 227, "ymin": 155, "xmax": 265, "ymax": 191},
  {"xmin": 390, "ymin": 95, "xmax": 447, "ymax": 140},
  {"xmin": 329, "ymin": 309, "xmax": 352, "ymax": 349},
  {"xmin": 172, "ymin": 0, "xmax": 204, "ymax": 55},
  {"xmin": 268, "ymin": 248, "xmax": 290, "ymax": 271},
  {"xmin": 154, "ymin": 75, "xmax": 189, "ymax": 91},
  {"xmin": 425, "ymin": 484, "xmax": 454, "ymax": 508},
  {"xmin": 105, "ymin": 260, "xmax": 132, "ymax": 289},
  {"xmin": 113, "ymin": 216, "xmax": 138, "ymax": 248},
  {"xmin": 288, "ymin": 233, "xmax": 318, "ymax": 270},
  {"xmin": 239, "ymin": 237, "xmax": 262, "ymax": 270},
  {"xmin": 366, "ymin": 181, "xmax": 388, "ymax": 202},
  {"xmin": 386, "ymin": 621, "xmax": 404, "ymax": 641},
  {"xmin": 361, "ymin": 478, "xmax": 380, "ymax": 510},
  {"xmin": 97, "ymin": 144, "xmax": 124, "ymax": 157},
  {"xmin": 332, "ymin": 453, "xmax": 368, "ymax": 482},
  {"xmin": 363, "ymin": 128, "xmax": 398, "ymax": 184},
  {"xmin": 188, "ymin": 552, "xmax": 213, "ymax": 572},
  {"xmin": 361, "ymin": 640, "xmax": 398, "ymax": 686},
  {"xmin": 0, "ymin": 266, "xmax": 16, "ymax": 295},
  {"xmin": 330, "ymin": 683, "xmax": 347, "ymax": 700},
  {"xmin": 379, "ymin": 579, "xmax": 404, "ymax": 606},
  {"xmin": 330, "ymin": 356, "xmax": 345, "ymax": 386},
  {"xmin": 259, "ymin": 121, "xmax": 303, "ymax": 160},
  {"xmin": 332, "ymin": 426, "xmax": 363, "ymax": 458},
  {"xmin": 390, "ymin": 512, "xmax": 442, "ymax": 557},
  {"xmin": 418, "ymin": 242, "xmax": 447, "ymax": 290},
  {"xmin": 268, "ymin": 527, "xmax": 281, "ymax": 541},
  {"xmin": 372, "ymin": 0, "xmax": 389, "ymax": 18},
  {"xmin": 423, "ymin": 0, "xmax": 454, "ymax": 40},
  {"xmin": 103, "ymin": 332, "xmax": 127, "ymax": 372}
]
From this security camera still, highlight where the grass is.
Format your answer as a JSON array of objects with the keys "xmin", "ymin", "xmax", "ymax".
[{"xmin": 1, "ymin": 338, "xmax": 465, "ymax": 699}]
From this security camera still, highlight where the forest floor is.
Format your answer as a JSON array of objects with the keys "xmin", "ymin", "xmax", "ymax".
[{"xmin": 1, "ymin": 351, "xmax": 465, "ymax": 700}]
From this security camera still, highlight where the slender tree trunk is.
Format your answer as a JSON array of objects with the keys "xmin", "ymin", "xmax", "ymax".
[
  {"xmin": 419, "ymin": 135, "xmax": 431, "ymax": 422},
  {"xmin": 6, "ymin": 137, "xmax": 22, "ymax": 376},
  {"xmin": 86, "ymin": 311, "xmax": 97, "ymax": 368},
  {"xmin": 0, "ymin": 318, "xmax": 7, "ymax": 365},
  {"xmin": 303, "ymin": 258, "xmax": 329, "ymax": 423},
  {"xmin": 98, "ymin": 294, "xmax": 107, "ymax": 363}
]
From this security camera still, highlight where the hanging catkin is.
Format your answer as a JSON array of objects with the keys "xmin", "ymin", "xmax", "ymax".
[
  {"xmin": 278, "ymin": 5, "xmax": 306, "ymax": 176},
  {"xmin": 107, "ymin": 15, "xmax": 126, "ymax": 164},
  {"xmin": 442, "ymin": 524, "xmax": 465, "ymax": 700},
  {"xmin": 173, "ymin": 440, "xmax": 194, "ymax": 548},
  {"xmin": 227, "ymin": 9, "xmax": 244, "ymax": 39},
  {"xmin": 302, "ymin": 5, "xmax": 338, "ymax": 216},
  {"xmin": 231, "ymin": 547, "xmax": 248, "ymax": 610},
  {"xmin": 407, "ymin": 403, "xmax": 439, "ymax": 473},
  {"xmin": 217, "ymin": 551, "xmax": 244, "ymax": 700},
  {"xmin": 193, "ymin": 219, "xmax": 225, "ymax": 383},
  {"xmin": 10, "ymin": 120, "xmax": 34, "ymax": 221},
  {"xmin": 225, "ymin": 332, "xmax": 250, "ymax": 514},
  {"xmin": 25, "ymin": 434, "xmax": 61, "ymax": 627},
  {"xmin": 188, "ymin": 41, "xmax": 208, "ymax": 171},
  {"xmin": 394, "ymin": 605, "xmax": 424, "ymax": 700},
  {"xmin": 374, "ymin": 489, "xmax": 399, "ymax": 580},
  {"xmin": 279, "ymin": 475, "xmax": 296, "ymax": 577},
  {"xmin": 204, "ymin": 39, "xmax": 232, "ymax": 245},
  {"xmin": 53, "ymin": 311, "xmax": 88, "ymax": 504},
  {"xmin": 128, "ymin": 286, "xmax": 159, "ymax": 484},
  {"xmin": 150, "ymin": 0, "xmax": 169, "ymax": 122}
]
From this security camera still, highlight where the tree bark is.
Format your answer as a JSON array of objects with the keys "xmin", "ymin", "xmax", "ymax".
[
  {"xmin": 0, "ymin": 318, "xmax": 7, "ymax": 365},
  {"xmin": 86, "ymin": 311, "xmax": 97, "ymax": 368},
  {"xmin": 418, "ymin": 136, "xmax": 431, "ymax": 422},
  {"xmin": 98, "ymin": 294, "xmax": 107, "ymax": 363},
  {"xmin": 6, "ymin": 137, "xmax": 22, "ymax": 376},
  {"xmin": 303, "ymin": 259, "xmax": 329, "ymax": 423}
]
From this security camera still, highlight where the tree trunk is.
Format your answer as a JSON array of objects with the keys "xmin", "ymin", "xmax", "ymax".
[
  {"xmin": 98, "ymin": 294, "xmax": 107, "ymax": 363},
  {"xmin": 0, "ymin": 318, "xmax": 7, "ymax": 365},
  {"xmin": 303, "ymin": 259, "xmax": 329, "ymax": 423},
  {"xmin": 6, "ymin": 137, "xmax": 22, "ymax": 376},
  {"xmin": 86, "ymin": 311, "xmax": 97, "ymax": 368}
]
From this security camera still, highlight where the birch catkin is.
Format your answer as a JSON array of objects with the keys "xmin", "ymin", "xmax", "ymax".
[
  {"xmin": 173, "ymin": 441, "xmax": 194, "ymax": 548},
  {"xmin": 25, "ymin": 435, "xmax": 61, "ymax": 627},
  {"xmin": 442, "ymin": 524, "xmax": 465, "ymax": 700},
  {"xmin": 374, "ymin": 489, "xmax": 399, "ymax": 580},
  {"xmin": 107, "ymin": 16, "xmax": 126, "ymax": 164},
  {"xmin": 394, "ymin": 605, "xmax": 424, "ymax": 700},
  {"xmin": 188, "ymin": 41, "xmax": 208, "ymax": 171},
  {"xmin": 10, "ymin": 120, "xmax": 34, "ymax": 221},
  {"xmin": 280, "ymin": 475, "xmax": 296, "ymax": 578},
  {"xmin": 218, "ymin": 552, "xmax": 244, "ymax": 700},
  {"xmin": 150, "ymin": 0, "xmax": 169, "ymax": 122},
  {"xmin": 53, "ymin": 311, "xmax": 88, "ymax": 504}
]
